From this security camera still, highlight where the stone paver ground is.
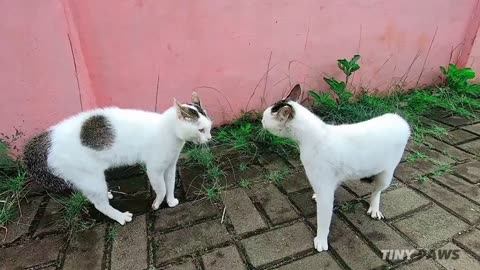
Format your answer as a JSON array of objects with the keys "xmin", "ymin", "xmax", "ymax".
[{"xmin": 2, "ymin": 113, "xmax": 480, "ymax": 269}]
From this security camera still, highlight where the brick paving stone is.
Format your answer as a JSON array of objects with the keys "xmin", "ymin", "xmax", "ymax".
[
  {"xmin": 162, "ymin": 261, "xmax": 197, "ymax": 270},
  {"xmin": 454, "ymin": 161, "xmax": 480, "ymax": 184},
  {"xmin": 394, "ymin": 163, "xmax": 425, "ymax": 183},
  {"xmin": 111, "ymin": 215, "xmax": 148, "ymax": 270},
  {"xmin": 401, "ymin": 150, "xmax": 409, "ymax": 162},
  {"xmin": 458, "ymin": 139, "xmax": 480, "ymax": 156},
  {"xmin": 411, "ymin": 181, "xmax": 480, "ymax": 224},
  {"xmin": 223, "ymin": 188, "xmax": 267, "ymax": 235},
  {"xmin": 397, "ymin": 259, "xmax": 441, "ymax": 270},
  {"xmin": 382, "ymin": 187, "xmax": 431, "ymax": 219},
  {"xmin": 393, "ymin": 205, "xmax": 469, "ymax": 247},
  {"xmin": 63, "ymin": 225, "xmax": 105, "ymax": 270},
  {"xmin": 342, "ymin": 204, "xmax": 413, "ymax": 260},
  {"xmin": 289, "ymin": 189, "xmax": 315, "ymax": 217},
  {"xmin": 342, "ymin": 180, "xmax": 373, "ymax": 197},
  {"xmin": 462, "ymin": 123, "xmax": 480, "ymax": 135},
  {"xmin": 259, "ymin": 154, "xmax": 290, "ymax": 172},
  {"xmin": 241, "ymin": 222, "xmax": 312, "ymax": 268},
  {"xmin": 154, "ymin": 200, "xmax": 218, "ymax": 232},
  {"xmin": 425, "ymin": 137, "xmax": 474, "ymax": 161},
  {"xmin": 281, "ymin": 170, "xmax": 310, "ymax": 193},
  {"xmin": 328, "ymin": 216, "xmax": 385, "ymax": 270},
  {"xmin": 276, "ymin": 253, "xmax": 342, "ymax": 270},
  {"xmin": 1, "ymin": 196, "xmax": 42, "ymax": 244},
  {"xmin": 419, "ymin": 116, "xmax": 452, "ymax": 130},
  {"xmin": 35, "ymin": 199, "xmax": 65, "ymax": 236},
  {"xmin": 155, "ymin": 220, "xmax": 230, "ymax": 264},
  {"xmin": 442, "ymin": 129, "xmax": 478, "ymax": 145},
  {"xmin": 202, "ymin": 245, "xmax": 245, "ymax": 270},
  {"xmin": 433, "ymin": 174, "xmax": 480, "ymax": 204},
  {"xmin": 334, "ymin": 186, "xmax": 356, "ymax": 205},
  {"xmin": 287, "ymin": 157, "xmax": 302, "ymax": 169},
  {"xmin": 0, "ymin": 235, "xmax": 64, "ymax": 270},
  {"xmin": 437, "ymin": 115, "xmax": 476, "ymax": 127},
  {"xmin": 108, "ymin": 174, "xmax": 150, "ymax": 200},
  {"xmin": 408, "ymin": 143, "xmax": 455, "ymax": 164},
  {"xmin": 436, "ymin": 242, "xmax": 480, "ymax": 270},
  {"xmin": 249, "ymin": 183, "xmax": 298, "ymax": 225},
  {"xmin": 289, "ymin": 187, "xmax": 355, "ymax": 218},
  {"xmin": 454, "ymin": 229, "xmax": 480, "ymax": 259}
]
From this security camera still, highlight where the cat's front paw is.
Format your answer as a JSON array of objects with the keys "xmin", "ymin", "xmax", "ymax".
[
  {"xmin": 116, "ymin": 211, "xmax": 133, "ymax": 225},
  {"xmin": 367, "ymin": 207, "xmax": 385, "ymax": 220},
  {"xmin": 314, "ymin": 236, "xmax": 329, "ymax": 252},
  {"xmin": 167, "ymin": 198, "xmax": 179, "ymax": 207},
  {"xmin": 312, "ymin": 193, "xmax": 317, "ymax": 201},
  {"xmin": 152, "ymin": 197, "xmax": 162, "ymax": 210},
  {"xmin": 107, "ymin": 192, "xmax": 113, "ymax": 199}
]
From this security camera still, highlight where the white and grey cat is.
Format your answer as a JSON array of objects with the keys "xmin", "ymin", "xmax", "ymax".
[
  {"xmin": 262, "ymin": 85, "xmax": 410, "ymax": 252},
  {"xmin": 23, "ymin": 93, "xmax": 212, "ymax": 225}
]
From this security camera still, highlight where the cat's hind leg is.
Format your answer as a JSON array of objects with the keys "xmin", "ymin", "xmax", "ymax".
[
  {"xmin": 74, "ymin": 173, "xmax": 133, "ymax": 225},
  {"xmin": 367, "ymin": 170, "xmax": 393, "ymax": 219}
]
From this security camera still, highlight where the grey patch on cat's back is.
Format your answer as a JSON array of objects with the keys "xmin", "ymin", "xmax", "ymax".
[
  {"xmin": 23, "ymin": 131, "xmax": 74, "ymax": 193},
  {"xmin": 80, "ymin": 115, "xmax": 115, "ymax": 150}
]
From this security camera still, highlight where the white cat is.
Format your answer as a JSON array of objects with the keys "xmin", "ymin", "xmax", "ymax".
[
  {"xmin": 23, "ymin": 93, "xmax": 212, "ymax": 225},
  {"xmin": 262, "ymin": 85, "xmax": 410, "ymax": 252}
]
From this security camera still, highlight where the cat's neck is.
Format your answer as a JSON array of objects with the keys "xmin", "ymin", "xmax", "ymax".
[
  {"xmin": 288, "ymin": 106, "xmax": 329, "ymax": 147},
  {"xmin": 159, "ymin": 107, "xmax": 186, "ymax": 146}
]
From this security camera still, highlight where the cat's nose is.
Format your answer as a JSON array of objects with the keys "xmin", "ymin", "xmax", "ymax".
[{"xmin": 207, "ymin": 134, "xmax": 212, "ymax": 141}]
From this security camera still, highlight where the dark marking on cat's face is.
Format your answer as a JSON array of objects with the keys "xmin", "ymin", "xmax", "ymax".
[
  {"xmin": 80, "ymin": 115, "xmax": 115, "ymax": 150},
  {"xmin": 23, "ymin": 131, "xmax": 74, "ymax": 193},
  {"xmin": 188, "ymin": 103, "xmax": 207, "ymax": 117}
]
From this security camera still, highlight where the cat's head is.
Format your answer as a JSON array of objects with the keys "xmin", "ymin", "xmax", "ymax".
[
  {"xmin": 174, "ymin": 92, "xmax": 212, "ymax": 144},
  {"xmin": 262, "ymin": 84, "xmax": 302, "ymax": 137}
]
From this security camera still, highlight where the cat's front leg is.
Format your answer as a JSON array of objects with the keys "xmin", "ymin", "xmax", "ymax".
[
  {"xmin": 313, "ymin": 187, "xmax": 335, "ymax": 252},
  {"xmin": 164, "ymin": 164, "xmax": 179, "ymax": 207},
  {"xmin": 146, "ymin": 166, "xmax": 167, "ymax": 210}
]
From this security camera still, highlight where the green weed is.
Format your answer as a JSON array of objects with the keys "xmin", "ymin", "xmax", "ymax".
[
  {"xmin": 107, "ymin": 224, "xmax": 119, "ymax": 244},
  {"xmin": 431, "ymin": 162, "xmax": 452, "ymax": 177},
  {"xmin": 239, "ymin": 163, "xmax": 249, "ymax": 172},
  {"xmin": 204, "ymin": 185, "xmax": 221, "ymax": 201},
  {"xmin": 309, "ymin": 57, "xmax": 479, "ymax": 144},
  {"xmin": 266, "ymin": 168, "xmax": 290, "ymax": 184},
  {"xmin": 416, "ymin": 175, "xmax": 429, "ymax": 183},
  {"xmin": 239, "ymin": 178, "xmax": 252, "ymax": 189},
  {"xmin": 0, "ymin": 140, "xmax": 26, "ymax": 228},
  {"xmin": 407, "ymin": 151, "xmax": 428, "ymax": 163},
  {"xmin": 57, "ymin": 192, "xmax": 92, "ymax": 232}
]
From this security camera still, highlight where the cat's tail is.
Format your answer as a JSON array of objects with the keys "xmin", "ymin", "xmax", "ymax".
[{"xmin": 23, "ymin": 131, "xmax": 74, "ymax": 194}]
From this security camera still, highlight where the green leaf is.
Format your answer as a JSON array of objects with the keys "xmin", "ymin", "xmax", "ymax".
[
  {"xmin": 351, "ymin": 55, "xmax": 361, "ymax": 65},
  {"xmin": 440, "ymin": 66, "xmax": 447, "ymax": 75}
]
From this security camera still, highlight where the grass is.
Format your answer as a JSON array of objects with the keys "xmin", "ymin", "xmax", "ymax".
[
  {"xmin": 107, "ymin": 224, "xmax": 119, "ymax": 243},
  {"xmin": 239, "ymin": 178, "xmax": 252, "ymax": 189},
  {"xmin": 407, "ymin": 151, "xmax": 428, "ymax": 163},
  {"xmin": 0, "ymin": 140, "xmax": 27, "ymax": 230},
  {"xmin": 431, "ymin": 162, "xmax": 453, "ymax": 177},
  {"xmin": 214, "ymin": 112, "xmax": 299, "ymax": 158},
  {"xmin": 56, "ymin": 192, "xmax": 93, "ymax": 233},
  {"xmin": 265, "ymin": 168, "xmax": 290, "ymax": 184}
]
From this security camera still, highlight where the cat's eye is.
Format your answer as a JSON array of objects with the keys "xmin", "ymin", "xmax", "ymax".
[{"xmin": 199, "ymin": 128, "xmax": 205, "ymax": 133}]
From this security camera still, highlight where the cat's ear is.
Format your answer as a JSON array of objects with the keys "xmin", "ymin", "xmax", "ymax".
[
  {"xmin": 191, "ymin": 92, "xmax": 202, "ymax": 107},
  {"xmin": 276, "ymin": 105, "xmax": 294, "ymax": 121},
  {"xmin": 284, "ymin": 84, "xmax": 302, "ymax": 101},
  {"xmin": 174, "ymin": 98, "xmax": 198, "ymax": 121}
]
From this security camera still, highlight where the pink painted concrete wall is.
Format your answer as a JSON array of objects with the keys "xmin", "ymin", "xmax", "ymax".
[{"xmin": 2, "ymin": 0, "xmax": 480, "ymax": 148}]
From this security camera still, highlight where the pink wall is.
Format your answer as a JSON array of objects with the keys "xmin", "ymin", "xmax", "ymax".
[{"xmin": 2, "ymin": 0, "xmax": 480, "ymax": 148}]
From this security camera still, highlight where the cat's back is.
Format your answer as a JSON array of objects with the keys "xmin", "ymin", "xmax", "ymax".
[{"xmin": 333, "ymin": 113, "xmax": 410, "ymax": 142}]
